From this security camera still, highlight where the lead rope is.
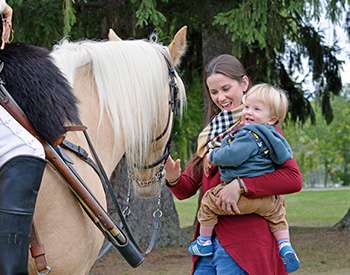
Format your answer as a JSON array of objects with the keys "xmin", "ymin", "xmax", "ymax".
[
  {"xmin": 122, "ymin": 178, "xmax": 163, "ymax": 255},
  {"xmin": 145, "ymin": 186, "xmax": 163, "ymax": 255},
  {"xmin": 96, "ymin": 176, "xmax": 163, "ymax": 259}
]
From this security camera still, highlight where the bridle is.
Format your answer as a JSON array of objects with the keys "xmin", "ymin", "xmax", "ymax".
[
  {"xmin": 130, "ymin": 54, "xmax": 180, "ymax": 174},
  {"xmin": 143, "ymin": 55, "xmax": 179, "ymax": 170}
]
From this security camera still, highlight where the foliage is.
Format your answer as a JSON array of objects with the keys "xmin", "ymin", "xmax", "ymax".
[
  {"xmin": 9, "ymin": 0, "xmax": 65, "ymax": 47},
  {"xmin": 134, "ymin": 0, "xmax": 167, "ymax": 36},
  {"xmin": 213, "ymin": 0, "xmax": 344, "ymax": 124},
  {"xmin": 283, "ymin": 92, "xmax": 350, "ymax": 186},
  {"xmin": 63, "ymin": 0, "xmax": 76, "ymax": 36}
]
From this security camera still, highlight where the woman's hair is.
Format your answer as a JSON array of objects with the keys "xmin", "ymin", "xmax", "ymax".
[
  {"xmin": 242, "ymin": 83, "xmax": 289, "ymax": 125},
  {"xmin": 203, "ymin": 54, "xmax": 250, "ymax": 123}
]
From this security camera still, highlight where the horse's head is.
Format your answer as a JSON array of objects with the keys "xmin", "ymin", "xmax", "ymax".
[
  {"xmin": 123, "ymin": 26, "xmax": 187, "ymax": 197},
  {"xmin": 51, "ymin": 26, "xmax": 187, "ymax": 198}
]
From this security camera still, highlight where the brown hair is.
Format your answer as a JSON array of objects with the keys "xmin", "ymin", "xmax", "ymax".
[{"xmin": 190, "ymin": 54, "xmax": 251, "ymax": 177}]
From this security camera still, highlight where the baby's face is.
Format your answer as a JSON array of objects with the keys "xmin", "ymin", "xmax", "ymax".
[{"xmin": 242, "ymin": 94, "xmax": 276, "ymax": 125}]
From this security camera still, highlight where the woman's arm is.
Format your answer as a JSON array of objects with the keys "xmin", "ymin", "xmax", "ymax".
[{"xmin": 243, "ymin": 158, "xmax": 302, "ymax": 197}]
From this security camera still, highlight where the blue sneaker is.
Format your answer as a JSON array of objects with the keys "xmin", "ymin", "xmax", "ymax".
[
  {"xmin": 279, "ymin": 244, "xmax": 300, "ymax": 273},
  {"xmin": 188, "ymin": 239, "xmax": 213, "ymax": 256}
]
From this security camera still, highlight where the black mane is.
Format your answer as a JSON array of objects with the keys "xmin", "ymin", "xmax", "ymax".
[{"xmin": 0, "ymin": 43, "xmax": 80, "ymax": 144}]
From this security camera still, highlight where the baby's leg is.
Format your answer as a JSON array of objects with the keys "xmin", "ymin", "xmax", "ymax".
[
  {"xmin": 237, "ymin": 195, "xmax": 300, "ymax": 272},
  {"xmin": 189, "ymin": 185, "xmax": 226, "ymax": 257},
  {"xmin": 274, "ymin": 228, "xmax": 300, "ymax": 273},
  {"xmin": 261, "ymin": 196, "xmax": 300, "ymax": 273}
]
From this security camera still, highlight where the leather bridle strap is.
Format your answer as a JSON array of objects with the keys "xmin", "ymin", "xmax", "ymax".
[{"xmin": 30, "ymin": 224, "xmax": 51, "ymax": 274}]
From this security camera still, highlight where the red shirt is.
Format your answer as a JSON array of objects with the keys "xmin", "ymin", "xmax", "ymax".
[{"xmin": 169, "ymin": 158, "xmax": 302, "ymax": 275}]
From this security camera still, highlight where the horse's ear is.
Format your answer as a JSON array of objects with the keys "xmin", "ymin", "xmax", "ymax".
[
  {"xmin": 108, "ymin": 29, "xmax": 122, "ymax": 41},
  {"xmin": 168, "ymin": 26, "xmax": 187, "ymax": 67}
]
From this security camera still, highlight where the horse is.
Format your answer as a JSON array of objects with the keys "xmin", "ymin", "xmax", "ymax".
[{"xmin": 0, "ymin": 26, "xmax": 187, "ymax": 274}]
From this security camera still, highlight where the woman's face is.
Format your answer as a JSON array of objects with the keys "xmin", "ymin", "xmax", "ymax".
[{"xmin": 206, "ymin": 73, "xmax": 249, "ymax": 111}]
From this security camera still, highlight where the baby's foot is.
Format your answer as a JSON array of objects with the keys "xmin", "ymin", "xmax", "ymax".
[
  {"xmin": 279, "ymin": 244, "xmax": 300, "ymax": 273},
  {"xmin": 188, "ymin": 238, "xmax": 213, "ymax": 256}
]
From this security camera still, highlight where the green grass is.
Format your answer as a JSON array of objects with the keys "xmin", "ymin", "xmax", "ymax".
[
  {"xmin": 284, "ymin": 189, "xmax": 350, "ymax": 227},
  {"xmin": 174, "ymin": 189, "xmax": 350, "ymax": 228}
]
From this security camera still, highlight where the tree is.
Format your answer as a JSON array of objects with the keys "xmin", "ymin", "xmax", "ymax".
[{"xmin": 334, "ymin": 209, "xmax": 350, "ymax": 231}]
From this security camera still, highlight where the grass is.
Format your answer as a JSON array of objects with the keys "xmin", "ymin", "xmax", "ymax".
[{"xmin": 174, "ymin": 189, "xmax": 350, "ymax": 228}]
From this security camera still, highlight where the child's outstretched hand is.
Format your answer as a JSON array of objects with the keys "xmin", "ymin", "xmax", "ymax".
[{"xmin": 165, "ymin": 155, "xmax": 181, "ymax": 185}]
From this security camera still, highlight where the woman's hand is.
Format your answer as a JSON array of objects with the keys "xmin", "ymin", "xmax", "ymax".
[
  {"xmin": 215, "ymin": 179, "xmax": 241, "ymax": 214},
  {"xmin": 1, "ymin": 4, "xmax": 13, "ymax": 49},
  {"xmin": 164, "ymin": 155, "xmax": 181, "ymax": 185}
]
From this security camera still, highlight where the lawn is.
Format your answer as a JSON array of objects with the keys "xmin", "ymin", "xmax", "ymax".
[{"xmin": 174, "ymin": 188, "xmax": 350, "ymax": 228}]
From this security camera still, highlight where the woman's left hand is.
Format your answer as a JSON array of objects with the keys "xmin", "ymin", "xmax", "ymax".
[{"xmin": 215, "ymin": 179, "xmax": 241, "ymax": 214}]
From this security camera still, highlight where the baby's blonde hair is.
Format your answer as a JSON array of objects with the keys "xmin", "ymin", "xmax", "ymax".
[{"xmin": 242, "ymin": 83, "xmax": 288, "ymax": 124}]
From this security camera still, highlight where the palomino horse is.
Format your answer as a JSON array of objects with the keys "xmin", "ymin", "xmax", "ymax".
[{"xmin": 12, "ymin": 26, "xmax": 186, "ymax": 274}]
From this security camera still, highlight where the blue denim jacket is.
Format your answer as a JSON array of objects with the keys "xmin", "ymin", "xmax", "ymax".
[{"xmin": 209, "ymin": 124, "xmax": 292, "ymax": 182}]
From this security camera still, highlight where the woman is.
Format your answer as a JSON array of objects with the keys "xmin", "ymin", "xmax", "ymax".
[
  {"xmin": 0, "ymin": 1, "xmax": 47, "ymax": 274},
  {"xmin": 165, "ymin": 54, "xmax": 302, "ymax": 274}
]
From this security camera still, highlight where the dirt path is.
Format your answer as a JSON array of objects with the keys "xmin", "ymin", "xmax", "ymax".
[{"xmin": 91, "ymin": 227, "xmax": 350, "ymax": 275}]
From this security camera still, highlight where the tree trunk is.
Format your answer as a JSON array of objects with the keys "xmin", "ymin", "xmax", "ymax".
[
  {"xmin": 334, "ymin": 208, "xmax": 350, "ymax": 231},
  {"xmin": 107, "ymin": 157, "xmax": 187, "ymax": 251}
]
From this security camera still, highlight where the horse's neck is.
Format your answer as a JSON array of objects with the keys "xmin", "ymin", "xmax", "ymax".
[{"xmin": 68, "ymin": 64, "xmax": 125, "ymax": 176}]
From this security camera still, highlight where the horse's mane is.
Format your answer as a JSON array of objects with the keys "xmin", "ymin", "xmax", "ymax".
[
  {"xmin": 51, "ymin": 39, "xmax": 186, "ymax": 165},
  {"xmin": 0, "ymin": 43, "xmax": 80, "ymax": 144}
]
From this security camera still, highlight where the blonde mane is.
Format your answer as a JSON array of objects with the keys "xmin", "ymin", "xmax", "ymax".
[{"xmin": 51, "ymin": 39, "xmax": 185, "ymax": 166}]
